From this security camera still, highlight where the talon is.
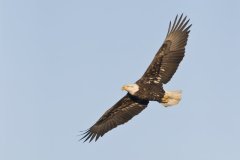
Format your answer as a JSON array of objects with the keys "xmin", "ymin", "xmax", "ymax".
[
  {"xmin": 161, "ymin": 95, "xmax": 169, "ymax": 103},
  {"xmin": 161, "ymin": 90, "xmax": 182, "ymax": 107}
]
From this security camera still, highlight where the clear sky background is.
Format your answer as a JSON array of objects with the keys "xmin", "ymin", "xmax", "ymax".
[{"xmin": 1, "ymin": 0, "xmax": 240, "ymax": 160}]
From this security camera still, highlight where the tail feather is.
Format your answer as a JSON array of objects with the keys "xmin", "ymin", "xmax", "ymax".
[{"xmin": 162, "ymin": 90, "xmax": 182, "ymax": 107}]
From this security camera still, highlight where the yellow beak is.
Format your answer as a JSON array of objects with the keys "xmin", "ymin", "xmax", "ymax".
[{"xmin": 121, "ymin": 86, "xmax": 127, "ymax": 91}]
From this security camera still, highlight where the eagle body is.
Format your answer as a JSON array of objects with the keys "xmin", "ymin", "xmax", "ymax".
[
  {"xmin": 134, "ymin": 81, "xmax": 165, "ymax": 102},
  {"xmin": 81, "ymin": 14, "xmax": 192, "ymax": 142}
]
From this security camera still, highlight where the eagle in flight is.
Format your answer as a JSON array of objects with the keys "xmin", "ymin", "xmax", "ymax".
[{"xmin": 81, "ymin": 14, "xmax": 192, "ymax": 142}]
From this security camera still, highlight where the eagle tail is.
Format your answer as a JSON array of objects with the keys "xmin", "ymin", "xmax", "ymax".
[{"xmin": 161, "ymin": 90, "xmax": 182, "ymax": 107}]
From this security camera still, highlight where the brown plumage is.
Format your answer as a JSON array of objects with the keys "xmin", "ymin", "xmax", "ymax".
[
  {"xmin": 81, "ymin": 94, "xmax": 148, "ymax": 142},
  {"xmin": 80, "ymin": 14, "xmax": 192, "ymax": 142}
]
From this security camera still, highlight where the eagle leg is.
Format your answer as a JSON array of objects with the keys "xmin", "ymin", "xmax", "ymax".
[
  {"xmin": 161, "ymin": 95, "xmax": 169, "ymax": 103},
  {"xmin": 161, "ymin": 90, "xmax": 182, "ymax": 107}
]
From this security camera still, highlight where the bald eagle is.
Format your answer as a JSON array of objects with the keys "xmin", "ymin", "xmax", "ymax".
[{"xmin": 81, "ymin": 14, "xmax": 192, "ymax": 142}]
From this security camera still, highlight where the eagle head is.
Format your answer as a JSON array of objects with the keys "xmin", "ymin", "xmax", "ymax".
[{"xmin": 121, "ymin": 83, "xmax": 139, "ymax": 95}]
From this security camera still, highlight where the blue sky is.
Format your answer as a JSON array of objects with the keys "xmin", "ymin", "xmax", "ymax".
[{"xmin": 1, "ymin": 0, "xmax": 240, "ymax": 160}]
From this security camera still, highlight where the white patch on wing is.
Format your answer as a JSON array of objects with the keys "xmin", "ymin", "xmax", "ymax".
[
  {"xmin": 159, "ymin": 51, "xmax": 164, "ymax": 56},
  {"xmin": 161, "ymin": 68, "xmax": 165, "ymax": 71},
  {"xmin": 126, "ymin": 103, "xmax": 137, "ymax": 109},
  {"xmin": 154, "ymin": 80, "xmax": 159, "ymax": 83}
]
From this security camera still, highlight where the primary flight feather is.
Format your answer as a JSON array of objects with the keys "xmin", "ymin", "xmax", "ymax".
[{"xmin": 81, "ymin": 14, "xmax": 192, "ymax": 142}]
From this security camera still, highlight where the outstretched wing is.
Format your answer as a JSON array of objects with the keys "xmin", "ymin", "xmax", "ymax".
[
  {"xmin": 140, "ymin": 14, "xmax": 192, "ymax": 84},
  {"xmin": 80, "ymin": 94, "xmax": 149, "ymax": 142}
]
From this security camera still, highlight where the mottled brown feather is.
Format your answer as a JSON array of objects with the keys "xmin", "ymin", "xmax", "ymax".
[
  {"xmin": 141, "ymin": 14, "xmax": 191, "ymax": 84},
  {"xmin": 80, "ymin": 94, "xmax": 148, "ymax": 142}
]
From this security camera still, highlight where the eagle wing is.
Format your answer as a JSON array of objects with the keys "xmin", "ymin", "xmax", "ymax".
[
  {"xmin": 140, "ymin": 14, "xmax": 192, "ymax": 84},
  {"xmin": 80, "ymin": 94, "xmax": 149, "ymax": 142}
]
